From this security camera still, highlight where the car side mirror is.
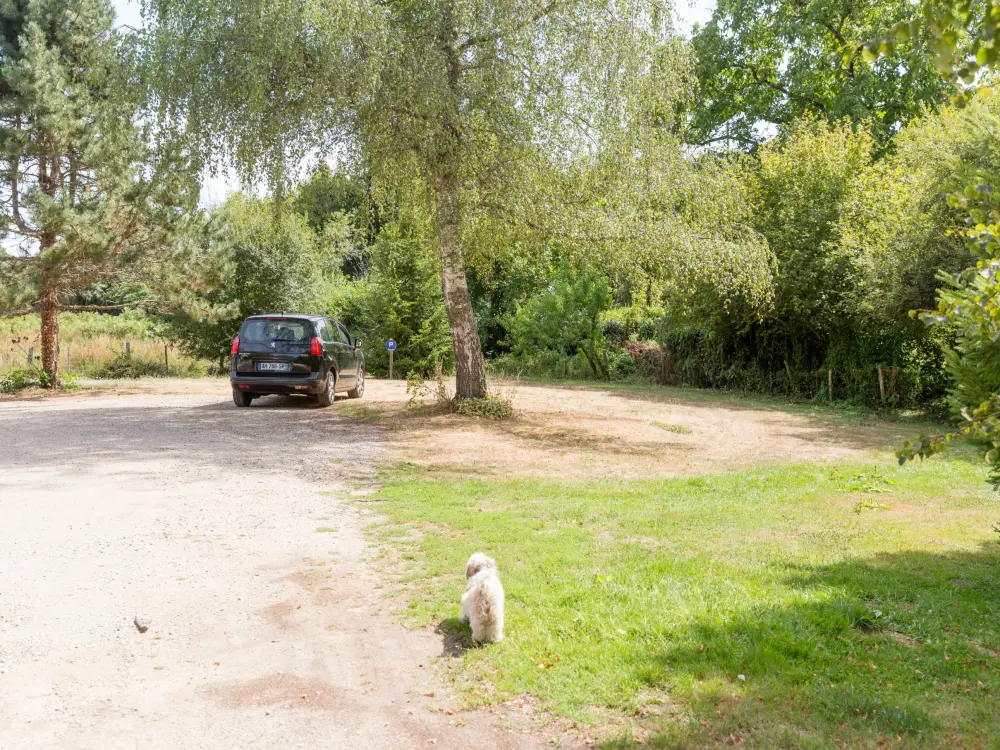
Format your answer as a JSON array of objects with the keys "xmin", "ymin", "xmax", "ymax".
[{"xmin": 354, "ymin": 338, "xmax": 363, "ymax": 349}]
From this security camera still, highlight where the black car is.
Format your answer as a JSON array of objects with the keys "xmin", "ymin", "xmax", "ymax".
[{"xmin": 229, "ymin": 314, "xmax": 365, "ymax": 407}]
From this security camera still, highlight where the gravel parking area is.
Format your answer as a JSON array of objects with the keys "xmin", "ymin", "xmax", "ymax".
[{"xmin": 0, "ymin": 388, "xmax": 570, "ymax": 749}]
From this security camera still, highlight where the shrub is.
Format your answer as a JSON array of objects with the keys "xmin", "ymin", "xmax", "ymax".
[
  {"xmin": 336, "ymin": 227, "xmax": 453, "ymax": 379},
  {"xmin": 601, "ymin": 320, "xmax": 629, "ymax": 348},
  {"xmin": 507, "ymin": 265, "xmax": 612, "ymax": 380},
  {"xmin": 453, "ymin": 394, "xmax": 513, "ymax": 419},
  {"xmin": 608, "ymin": 349, "xmax": 637, "ymax": 380},
  {"xmin": 90, "ymin": 355, "xmax": 165, "ymax": 379},
  {"xmin": 625, "ymin": 341, "xmax": 664, "ymax": 381},
  {"xmin": 0, "ymin": 369, "xmax": 36, "ymax": 393}
]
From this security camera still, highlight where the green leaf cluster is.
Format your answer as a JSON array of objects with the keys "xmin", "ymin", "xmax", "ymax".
[
  {"xmin": 160, "ymin": 194, "xmax": 349, "ymax": 363},
  {"xmin": 506, "ymin": 265, "xmax": 613, "ymax": 380},
  {"xmin": 690, "ymin": 0, "xmax": 950, "ymax": 149}
]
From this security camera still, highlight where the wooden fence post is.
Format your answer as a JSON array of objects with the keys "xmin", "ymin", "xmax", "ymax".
[
  {"xmin": 125, "ymin": 341, "xmax": 131, "ymax": 359},
  {"xmin": 828, "ymin": 368, "xmax": 833, "ymax": 402},
  {"xmin": 27, "ymin": 347, "xmax": 33, "ymax": 367},
  {"xmin": 164, "ymin": 345, "xmax": 169, "ymax": 374},
  {"xmin": 878, "ymin": 365, "xmax": 886, "ymax": 406},
  {"xmin": 784, "ymin": 359, "xmax": 793, "ymax": 394},
  {"xmin": 67, "ymin": 346, "xmax": 72, "ymax": 370}
]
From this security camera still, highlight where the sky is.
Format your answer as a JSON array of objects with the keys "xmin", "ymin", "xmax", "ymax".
[{"xmin": 111, "ymin": 0, "xmax": 718, "ymax": 203}]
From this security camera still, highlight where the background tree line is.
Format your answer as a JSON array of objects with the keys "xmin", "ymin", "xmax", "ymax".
[{"xmin": 2, "ymin": 0, "xmax": 999, "ymax": 422}]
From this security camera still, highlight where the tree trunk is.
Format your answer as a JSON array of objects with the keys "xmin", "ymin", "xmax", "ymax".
[
  {"xmin": 580, "ymin": 345, "xmax": 601, "ymax": 379},
  {"xmin": 39, "ymin": 272, "xmax": 59, "ymax": 387},
  {"xmin": 433, "ymin": 165, "xmax": 487, "ymax": 399}
]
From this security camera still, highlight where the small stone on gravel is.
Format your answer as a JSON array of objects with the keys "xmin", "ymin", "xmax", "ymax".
[{"xmin": 134, "ymin": 615, "xmax": 150, "ymax": 633}]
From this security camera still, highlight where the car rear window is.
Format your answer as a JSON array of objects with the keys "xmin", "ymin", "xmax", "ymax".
[{"xmin": 240, "ymin": 318, "xmax": 314, "ymax": 343}]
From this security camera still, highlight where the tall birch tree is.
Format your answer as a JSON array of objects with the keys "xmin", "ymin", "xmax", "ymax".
[{"xmin": 140, "ymin": 0, "xmax": 707, "ymax": 398}]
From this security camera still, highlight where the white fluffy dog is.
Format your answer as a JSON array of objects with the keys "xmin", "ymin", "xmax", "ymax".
[{"xmin": 460, "ymin": 552, "xmax": 505, "ymax": 643}]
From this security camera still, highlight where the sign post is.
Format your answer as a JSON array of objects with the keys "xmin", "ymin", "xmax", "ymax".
[{"xmin": 385, "ymin": 339, "xmax": 397, "ymax": 380}]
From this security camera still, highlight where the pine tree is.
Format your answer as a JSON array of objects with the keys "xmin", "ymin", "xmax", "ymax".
[{"xmin": 0, "ymin": 0, "xmax": 195, "ymax": 385}]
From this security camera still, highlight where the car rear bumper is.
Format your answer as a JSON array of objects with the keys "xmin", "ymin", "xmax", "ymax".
[{"xmin": 230, "ymin": 373, "xmax": 324, "ymax": 395}]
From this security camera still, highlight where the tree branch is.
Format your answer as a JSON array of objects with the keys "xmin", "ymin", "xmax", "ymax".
[
  {"xmin": 690, "ymin": 132, "xmax": 757, "ymax": 148},
  {"xmin": 0, "ymin": 255, "xmax": 38, "ymax": 263},
  {"xmin": 731, "ymin": 62, "xmax": 828, "ymax": 112},
  {"xmin": 58, "ymin": 302, "xmax": 147, "ymax": 312},
  {"xmin": 1, "ymin": 303, "xmax": 39, "ymax": 318},
  {"xmin": 10, "ymin": 153, "xmax": 44, "ymax": 239},
  {"xmin": 456, "ymin": 0, "xmax": 562, "ymax": 55}
]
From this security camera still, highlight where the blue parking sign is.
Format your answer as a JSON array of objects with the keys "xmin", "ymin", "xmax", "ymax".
[{"xmin": 385, "ymin": 339, "xmax": 397, "ymax": 351}]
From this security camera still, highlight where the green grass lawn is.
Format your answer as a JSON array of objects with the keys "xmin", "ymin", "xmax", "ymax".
[{"xmin": 367, "ymin": 456, "xmax": 1000, "ymax": 748}]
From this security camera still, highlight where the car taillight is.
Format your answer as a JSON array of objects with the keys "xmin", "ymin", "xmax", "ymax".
[
  {"xmin": 310, "ymin": 337, "xmax": 322, "ymax": 356},
  {"xmin": 231, "ymin": 335, "xmax": 240, "ymax": 355}
]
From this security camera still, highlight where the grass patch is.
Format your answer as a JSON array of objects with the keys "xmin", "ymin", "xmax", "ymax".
[
  {"xmin": 651, "ymin": 420, "xmax": 692, "ymax": 434},
  {"xmin": 368, "ymin": 456, "xmax": 1000, "ymax": 747},
  {"xmin": 337, "ymin": 404, "xmax": 386, "ymax": 421},
  {"xmin": 315, "ymin": 527, "xmax": 338, "ymax": 533}
]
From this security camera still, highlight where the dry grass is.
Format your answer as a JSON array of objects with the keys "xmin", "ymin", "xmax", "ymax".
[
  {"xmin": 0, "ymin": 332, "xmax": 206, "ymax": 377},
  {"xmin": 345, "ymin": 379, "xmax": 941, "ymax": 479}
]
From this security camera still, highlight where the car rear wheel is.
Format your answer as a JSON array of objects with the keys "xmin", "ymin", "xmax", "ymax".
[
  {"xmin": 232, "ymin": 389, "xmax": 253, "ymax": 407},
  {"xmin": 317, "ymin": 372, "xmax": 336, "ymax": 407},
  {"xmin": 348, "ymin": 366, "xmax": 365, "ymax": 399}
]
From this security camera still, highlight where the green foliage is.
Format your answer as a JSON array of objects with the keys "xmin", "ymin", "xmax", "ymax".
[
  {"xmin": 507, "ymin": 265, "xmax": 613, "ymax": 380},
  {"xmin": 896, "ymin": 179, "xmax": 1000, "ymax": 484},
  {"xmin": 88, "ymin": 353, "xmax": 166, "ymax": 379},
  {"xmin": 0, "ymin": 366, "xmax": 79, "ymax": 391},
  {"xmin": 162, "ymin": 194, "xmax": 348, "ymax": 363},
  {"xmin": 453, "ymin": 395, "xmax": 513, "ymax": 420},
  {"xmin": 690, "ymin": 0, "xmax": 950, "ymax": 149},
  {"xmin": 617, "ymin": 113, "xmax": 961, "ymax": 407},
  {"xmin": 860, "ymin": 0, "xmax": 999, "ymax": 96},
  {"xmin": 1, "ymin": 309, "xmax": 157, "ymax": 340},
  {"xmin": 0, "ymin": 368, "xmax": 36, "ymax": 393},
  {"xmin": 337, "ymin": 225, "xmax": 453, "ymax": 379},
  {"xmin": 835, "ymin": 95, "xmax": 1000, "ymax": 324},
  {"xmin": 752, "ymin": 117, "xmax": 874, "ymax": 337},
  {"xmin": 0, "ymin": 0, "xmax": 197, "ymax": 383},
  {"xmin": 293, "ymin": 164, "xmax": 371, "ymax": 278}
]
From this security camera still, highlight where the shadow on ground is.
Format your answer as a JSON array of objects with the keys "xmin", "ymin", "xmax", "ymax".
[
  {"xmin": 613, "ymin": 544, "xmax": 1000, "ymax": 748},
  {"xmin": 0, "ymin": 393, "xmax": 385, "ymax": 483},
  {"xmin": 436, "ymin": 617, "xmax": 474, "ymax": 657}
]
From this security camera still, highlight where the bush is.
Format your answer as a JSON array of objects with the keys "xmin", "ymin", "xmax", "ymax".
[
  {"xmin": 90, "ymin": 355, "xmax": 165, "ymax": 379},
  {"xmin": 337, "ymin": 227, "xmax": 453, "ymax": 379},
  {"xmin": 0, "ymin": 369, "xmax": 36, "ymax": 393},
  {"xmin": 0, "ymin": 369, "xmax": 78, "ymax": 392},
  {"xmin": 608, "ymin": 349, "xmax": 637, "ymax": 380},
  {"xmin": 507, "ymin": 265, "xmax": 612, "ymax": 380},
  {"xmin": 453, "ymin": 395, "xmax": 513, "ymax": 419},
  {"xmin": 601, "ymin": 320, "xmax": 629, "ymax": 348},
  {"xmin": 625, "ymin": 341, "xmax": 664, "ymax": 381}
]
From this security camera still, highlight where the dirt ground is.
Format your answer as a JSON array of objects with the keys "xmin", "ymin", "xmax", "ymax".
[
  {"xmin": 0, "ymin": 377, "xmax": 922, "ymax": 749},
  {"xmin": 358, "ymin": 378, "xmax": 920, "ymax": 479},
  {"xmin": 0, "ymin": 384, "xmax": 582, "ymax": 750},
  {"xmin": 10, "ymin": 376, "xmax": 918, "ymax": 479}
]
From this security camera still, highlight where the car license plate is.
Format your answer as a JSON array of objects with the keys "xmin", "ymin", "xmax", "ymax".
[{"xmin": 256, "ymin": 362, "xmax": 291, "ymax": 372}]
